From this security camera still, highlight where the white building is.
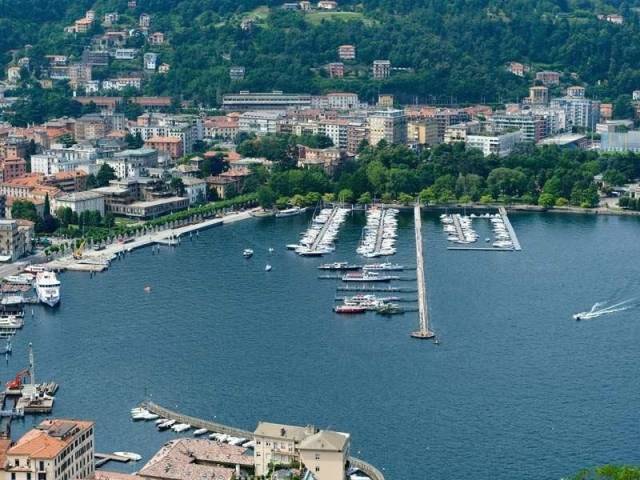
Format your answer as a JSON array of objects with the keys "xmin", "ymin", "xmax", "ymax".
[
  {"xmin": 180, "ymin": 176, "xmax": 207, "ymax": 205},
  {"xmin": 550, "ymin": 97, "xmax": 600, "ymax": 130},
  {"xmin": 466, "ymin": 131, "xmax": 523, "ymax": 157},
  {"xmin": 114, "ymin": 48, "xmax": 138, "ymax": 60},
  {"xmin": 102, "ymin": 77, "xmax": 142, "ymax": 91},
  {"xmin": 144, "ymin": 52, "xmax": 158, "ymax": 70},
  {"xmin": 54, "ymin": 191, "xmax": 105, "ymax": 216},
  {"xmin": 368, "ymin": 109, "xmax": 407, "ymax": 145},
  {"xmin": 238, "ymin": 111, "xmax": 284, "ymax": 135},
  {"xmin": 30, "ymin": 145, "xmax": 98, "ymax": 175},
  {"xmin": 4, "ymin": 419, "xmax": 95, "ymax": 480}
]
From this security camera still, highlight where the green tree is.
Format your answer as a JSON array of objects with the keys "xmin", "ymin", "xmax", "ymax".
[
  {"xmin": 11, "ymin": 200, "xmax": 38, "ymax": 223},
  {"xmin": 538, "ymin": 193, "xmax": 555, "ymax": 208},
  {"xmin": 357, "ymin": 192, "xmax": 372, "ymax": 205},
  {"xmin": 96, "ymin": 164, "xmax": 116, "ymax": 187},
  {"xmin": 257, "ymin": 186, "xmax": 276, "ymax": 208},
  {"xmin": 337, "ymin": 188, "xmax": 354, "ymax": 204},
  {"xmin": 170, "ymin": 177, "xmax": 185, "ymax": 196}
]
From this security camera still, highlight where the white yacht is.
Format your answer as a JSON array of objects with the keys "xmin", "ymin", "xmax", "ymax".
[{"xmin": 35, "ymin": 271, "xmax": 61, "ymax": 307}]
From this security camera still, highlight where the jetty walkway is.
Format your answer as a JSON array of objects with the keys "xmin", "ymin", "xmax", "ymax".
[
  {"xmin": 499, "ymin": 207, "xmax": 521, "ymax": 250},
  {"xmin": 310, "ymin": 205, "xmax": 340, "ymax": 252},
  {"xmin": 411, "ymin": 204, "xmax": 435, "ymax": 340},
  {"xmin": 139, "ymin": 401, "xmax": 385, "ymax": 480}
]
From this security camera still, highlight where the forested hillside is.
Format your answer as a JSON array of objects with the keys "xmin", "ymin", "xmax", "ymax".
[{"xmin": 3, "ymin": 0, "xmax": 640, "ymax": 105}]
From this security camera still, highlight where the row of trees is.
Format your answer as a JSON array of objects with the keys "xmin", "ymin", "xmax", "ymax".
[{"xmin": 245, "ymin": 135, "xmax": 640, "ymax": 209}]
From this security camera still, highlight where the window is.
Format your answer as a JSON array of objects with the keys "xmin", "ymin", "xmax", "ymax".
[
  {"xmin": 27, "ymin": 473, "xmax": 32, "ymax": 480},
  {"xmin": 315, "ymin": 453, "xmax": 320, "ymax": 460},
  {"xmin": 11, "ymin": 473, "xmax": 15, "ymax": 480},
  {"xmin": 39, "ymin": 462, "xmax": 44, "ymax": 471},
  {"xmin": 15, "ymin": 459, "xmax": 19, "ymax": 467},
  {"xmin": 315, "ymin": 467, "xmax": 320, "ymax": 472}
]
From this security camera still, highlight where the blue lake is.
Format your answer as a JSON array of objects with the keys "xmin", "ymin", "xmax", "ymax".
[{"xmin": 5, "ymin": 211, "xmax": 640, "ymax": 479}]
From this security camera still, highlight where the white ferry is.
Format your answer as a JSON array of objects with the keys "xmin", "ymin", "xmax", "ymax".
[{"xmin": 35, "ymin": 271, "xmax": 61, "ymax": 307}]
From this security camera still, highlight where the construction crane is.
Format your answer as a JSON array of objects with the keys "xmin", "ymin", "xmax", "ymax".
[
  {"xmin": 73, "ymin": 239, "xmax": 86, "ymax": 260},
  {"xmin": 6, "ymin": 368, "xmax": 30, "ymax": 391}
]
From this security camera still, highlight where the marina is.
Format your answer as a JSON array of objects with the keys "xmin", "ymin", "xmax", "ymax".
[
  {"xmin": 357, "ymin": 207, "xmax": 399, "ymax": 257},
  {"xmin": 290, "ymin": 205, "xmax": 349, "ymax": 256},
  {"xmin": 441, "ymin": 209, "xmax": 521, "ymax": 251}
]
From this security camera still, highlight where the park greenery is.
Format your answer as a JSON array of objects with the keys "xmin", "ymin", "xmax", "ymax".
[
  {"xmin": 3, "ymin": 0, "xmax": 640, "ymax": 116},
  {"xmin": 572, "ymin": 465, "xmax": 640, "ymax": 480},
  {"xmin": 243, "ymin": 134, "xmax": 640, "ymax": 209}
]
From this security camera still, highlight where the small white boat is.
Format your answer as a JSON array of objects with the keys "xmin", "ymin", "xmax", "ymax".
[
  {"xmin": 172, "ymin": 423, "xmax": 191, "ymax": 433},
  {"xmin": 243, "ymin": 249, "xmax": 254, "ymax": 258},
  {"xmin": 158, "ymin": 419, "xmax": 176, "ymax": 430},
  {"xmin": 268, "ymin": 247, "xmax": 274, "ymax": 253},
  {"xmin": 155, "ymin": 418, "xmax": 167, "ymax": 425},
  {"xmin": 265, "ymin": 264, "xmax": 272, "ymax": 272},
  {"xmin": 114, "ymin": 452, "xmax": 142, "ymax": 462},
  {"xmin": 193, "ymin": 428, "xmax": 208, "ymax": 436}
]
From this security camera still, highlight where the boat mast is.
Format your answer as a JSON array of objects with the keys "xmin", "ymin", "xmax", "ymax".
[{"xmin": 29, "ymin": 342, "xmax": 35, "ymax": 386}]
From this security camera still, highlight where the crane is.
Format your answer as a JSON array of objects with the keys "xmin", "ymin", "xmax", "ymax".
[
  {"xmin": 73, "ymin": 239, "xmax": 86, "ymax": 260},
  {"xmin": 6, "ymin": 368, "xmax": 30, "ymax": 391}
]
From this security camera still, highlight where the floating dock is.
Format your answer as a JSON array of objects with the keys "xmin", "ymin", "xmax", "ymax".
[
  {"xmin": 95, "ymin": 453, "xmax": 132, "ymax": 468},
  {"xmin": 499, "ymin": 207, "xmax": 521, "ymax": 250},
  {"xmin": 411, "ymin": 204, "xmax": 435, "ymax": 340}
]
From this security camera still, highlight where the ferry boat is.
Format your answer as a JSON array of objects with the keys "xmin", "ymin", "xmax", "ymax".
[
  {"xmin": 334, "ymin": 305, "xmax": 367, "ymax": 314},
  {"xmin": 35, "ymin": 271, "xmax": 61, "ymax": 307},
  {"xmin": 362, "ymin": 263, "xmax": 405, "ymax": 271},
  {"xmin": 341, "ymin": 272, "xmax": 398, "ymax": 282},
  {"xmin": 275, "ymin": 206, "xmax": 306, "ymax": 218},
  {"xmin": 317, "ymin": 262, "xmax": 361, "ymax": 271}
]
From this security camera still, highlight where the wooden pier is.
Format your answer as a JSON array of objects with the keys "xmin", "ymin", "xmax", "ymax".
[
  {"xmin": 499, "ymin": 207, "xmax": 521, "ymax": 250},
  {"xmin": 411, "ymin": 204, "xmax": 435, "ymax": 340}
]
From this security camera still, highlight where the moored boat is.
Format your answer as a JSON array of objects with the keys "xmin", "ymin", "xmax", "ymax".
[
  {"xmin": 275, "ymin": 206, "xmax": 306, "ymax": 218},
  {"xmin": 334, "ymin": 305, "xmax": 367, "ymax": 314},
  {"xmin": 317, "ymin": 262, "xmax": 361, "ymax": 271},
  {"xmin": 35, "ymin": 271, "xmax": 61, "ymax": 307}
]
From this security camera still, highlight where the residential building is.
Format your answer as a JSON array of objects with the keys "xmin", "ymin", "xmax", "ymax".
[
  {"xmin": 466, "ymin": 131, "xmax": 523, "ymax": 157},
  {"xmin": 206, "ymin": 169, "xmax": 250, "ymax": 199},
  {"xmin": 0, "ymin": 219, "xmax": 31, "ymax": 261},
  {"xmin": 222, "ymin": 91, "xmax": 312, "ymax": 111},
  {"xmin": 327, "ymin": 62, "xmax": 344, "ymax": 78},
  {"xmin": 100, "ymin": 148, "xmax": 158, "ymax": 178},
  {"xmin": 68, "ymin": 64, "xmax": 92, "ymax": 88},
  {"xmin": 254, "ymin": 423, "xmax": 316, "ymax": 476},
  {"xmin": 53, "ymin": 191, "xmax": 105, "ymax": 216},
  {"xmin": 407, "ymin": 119, "xmax": 439, "ymax": 146},
  {"xmin": 428, "ymin": 109, "xmax": 471, "ymax": 142},
  {"xmin": 158, "ymin": 63, "xmax": 170, "ymax": 74},
  {"xmin": 368, "ymin": 109, "xmax": 407, "ymax": 145},
  {"xmin": 103, "ymin": 12, "xmax": 119, "ymax": 25},
  {"xmin": 298, "ymin": 431, "xmax": 350, "ymax": 480},
  {"xmin": 317, "ymin": 0, "xmax": 338, "ymax": 9},
  {"xmin": 31, "ymin": 144, "xmax": 98, "ymax": 175},
  {"xmin": 338, "ymin": 44, "xmax": 356, "ymax": 60},
  {"xmin": 139, "ymin": 13, "xmax": 151, "ymax": 29},
  {"xmin": 506, "ymin": 61, "xmax": 528, "ymax": 77},
  {"xmin": 81, "ymin": 50, "xmax": 109, "ymax": 66},
  {"xmin": 1, "ymin": 158, "xmax": 27, "ymax": 182},
  {"xmin": 566, "ymin": 86, "xmax": 586, "ymax": 98},
  {"xmin": 4, "ymin": 419, "xmax": 94, "ymax": 480},
  {"xmin": 74, "ymin": 17, "xmax": 94, "ymax": 34},
  {"xmin": 299, "ymin": 1, "xmax": 312, "ymax": 10},
  {"xmin": 144, "ymin": 53, "xmax": 158, "ymax": 70},
  {"xmin": 229, "ymin": 66, "xmax": 245, "ymax": 81},
  {"xmin": 102, "ymin": 77, "xmax": 142, "ymax": 91},
  {"xmin": 129, "ymin": 113, "xmax": 200, "ymax": 154},
  {"xmin": 633, "ymin": 90, "xmax": 640, "ymax": 102},
  {"xmin": 238, "ymin": 111, "xmax": 284, "ymax": 135},
  {"xmin": 204, "ymin": 116, "xmax": 239, "ymax": 140},
  {"xmin": 144, "ymin": 136, "xmax": 183, "ymax": 160},
  {"xmin": 346, "ymin": 123, "xmax": 368, "ymax": 154},
  {"xmin": 596, "ymin": 119, "xmax": 634, "ymax": 134},
  {"xmin": 148, "ymin": 32, "xmax": 165, "ymax": 45},
  {"xmin": 535, "ymin": 70, "xmax": 561, "ymax": 86},
  {"xmin": 283, "ymin": 2, "xmax": 300, "ymax": 10},
  {"xmin": 320, "ymin": 119, "xmax": 350, "ymax": 149},
  {"xmin": 598, "ymin": 13, "xmax": 623, "ymax": 24},
  {"xmin": 528, "ymin": 86, "xmax": 549, "ymax": 105},
  {"xmin": 600, "ymin": 103, "xmax": 613, "ymax": 120},
  {"xmin": 180, "ymin": 176, "xmax": 207, "ymax": 205},
  {"xmin": 74, "ymin": 114, "xmax": 109, "ymax": 141},
  {"xmin": 6, "ymin": 66, "xmax": 21, "ymax": 84},
  {"xmin": 372, "ymin": 60, "xmax": 391, "ymax": 80},
  {"xmin": 378, "ymin": 94, "xmax": 394, "ymax": 108},
  {"xmin": 550, "ymin": 96, "xmax": 600, "ymax": 130},
  {"xmin": 297, "ymin": 145, "xmax": 346, "ymax": 175},
  {"xmin": 443, "ymin": 121, "xmax": 482, "ymax": 143},
  {"xmin": 489, "ymin": 112, "xmax": 547, "ymax": 142}
]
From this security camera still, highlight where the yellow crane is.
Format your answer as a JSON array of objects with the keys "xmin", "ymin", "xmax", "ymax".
[{"xmin": 73, "ymin": 239, "xmax": 86, "ymax": 260}]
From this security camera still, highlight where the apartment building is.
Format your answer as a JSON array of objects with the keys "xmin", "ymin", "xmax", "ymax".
[
  {"xmin": 297, "ymin": 145, "xmax": 346, "ymax": 175},
  {"xmin": 4, "ymin": 419, "xmax": 94, "ymax": 480},
  {"xmin": 0, "ymin": 219, "xmax": 31, "ymax": 261},
  {"xmin": 528, "ymin": 86, "xmax": 549, "ymax": 105},
  {"xmin": 327, "ymin": 62, "xmax": 344, "ymax": 78},
  {"xmin": 144, "ymin": 53, "xmax": 158, "ymax": 70},
  {"xmin": 229, "ymin": 66, "xmax": 245, "ymax": 81},
  {"xmin": 407, "ymin": 119, "xmax": 439, "ymax": 146},
  {"xmin": 466, "ymin": 131, "xmax": 523, "ymax": 157},
  {"xmin": 238, "ymin": 111, "xmax": 284, "ymax": 135},
  {"xmin": 298, "ymin": 431, "xmax": 350, "ymax": 480},
  {"xmin": 489, "ymin": 112, "xmax": 547, "ymax": 142},
  {"xmin": 129, "ymin": 114, "xmax": 201, "ymax": 155},
  {"xmin": 338, "ymin": 44, "xmax": 356, "ymax": 60},
  {"xmin": 31, "ymin": 145, "xmax": 99, "ymax": 175},
  {"xmin": 204, "ymin": 116, "xmax": 239, "ymax": 140},
  {"xmin": 372, "ymin": 60, "xmax": 391, "ymax": 80},
  {"xmin": 144, "ymin": 136, "xmax": 183, "ymax": 160},
  {"xmin": 368, "ymin": 109, "xmax": 407, "ymax": 145},
  {"xmin": 535, "ymin": 70, "xmax": 561, "ymax": 86},
  {"xmin": 98, "ymin": 148, "xmax": 158, "ymax": 179},
  {"xmin": 443, "ymin": 121, "xmax": 482, "ymax": 143},
  {"xmin": 550, "ymin": 97, "xmax": 601, "ymax": 130}
]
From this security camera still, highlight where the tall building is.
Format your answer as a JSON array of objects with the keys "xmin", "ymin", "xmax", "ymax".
[
  {"xmin": 327, "ymin": 62, "xmax": 344, "ymax": 78},
  {"xmin": 550, "ymin": 97, "xmax": 601, "ymax": 130},
  {"xmin": 489, "ymin": 112, "xmax": 547, "ymax": 142},
  {"xmin": 368, "ymin": 109, "xmax": 407, "ymax": 145},
  {"xmin": 338, "ymin": 44, "xmax": 356, "ymax": 60},
  {"xmin": 372, "ymin": 60, "xmax": 391, "ymax": 80},
  {"xmin": 407, "ymin": 119, "xmax": 439, "ymax": 146},
  {"xmin": 4, "ymin": 419, "xmax": 95, "ymax": 480},
  {"xmin": 528, "ymin": 86, "xmax": 549, "ymax": 105},
  {"xmin": 222, "ymin": 91, "xmax": 312, "ymax": 111},
  {"xmin": 566, "ymin": 86, "xmax": 586, "ymax": 98},
  {"xmin": 465, "ymin": 131, "xmax": 523, "ymax": 157}
]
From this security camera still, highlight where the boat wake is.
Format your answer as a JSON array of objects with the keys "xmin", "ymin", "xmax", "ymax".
[{"xmin": 573, "ymin": 298, "xmax": 636, "ymax": 321}]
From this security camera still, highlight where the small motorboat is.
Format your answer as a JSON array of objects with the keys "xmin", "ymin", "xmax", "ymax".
[
  {"xmin": 268, "ymin": 247, "xmax": 274, "ymax": 253},
  {"xmin": 243, "ymin": 249, "xmax": 254, "ymax": 258},
  {"xmin": 114, "ymin": 452, "xmax": 142, "ymax": 462},
  {"xmin": 193, "ymin": 428, "xmax": 208, "ymax": 436},
  {"xmin": 172, "ymin": 423, "xmax": 191, "ymax": 433},
  {"xmin": 158, "ymin": 419, "xmax": 176, "ymax": 430},
  {"xmin": 265, "ymin": 264, "xmax": 272, "ymax": 272}
]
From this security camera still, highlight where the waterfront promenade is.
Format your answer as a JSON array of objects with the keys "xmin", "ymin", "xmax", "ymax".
[{"xmin": 45, "ymin": 209, "xmax": 256, "ymax": 272}]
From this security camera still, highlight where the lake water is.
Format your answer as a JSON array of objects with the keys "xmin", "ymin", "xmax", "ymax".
[{"xmin": 6, "ymin": 211, "xmax": 640, "ymax": 480}]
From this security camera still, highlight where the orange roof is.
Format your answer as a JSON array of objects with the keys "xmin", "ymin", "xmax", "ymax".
[
  {"xmin": 5, "ymin": 174, "xmax": 44, "ymax": 187},
  {"xmin": 8, "ymin": 420, "xmax": 92, "ymax": 459}
]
